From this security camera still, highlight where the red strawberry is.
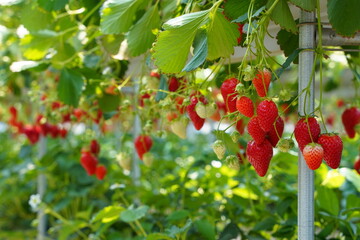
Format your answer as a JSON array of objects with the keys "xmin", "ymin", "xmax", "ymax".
[
  {"xmin": 150, "ymin": 71, "xmax": 160, "ymax": 78},
  {"xmin": 302, "ymin": 143, "xmax": 324, "ymax": 170},
  {"xmin": 139, "ymin": 93, "xmax": 151, "ymax": 107},
  {"xmin": 80, "ymin": 151, "xmax": 98, "ymax": 175},
  {"xmin": 175, "ymin": 96, "xmax": 186, "ymax": 114},
  {"xmin": 318, "ymin": 133, "xmax": 343, "ymax": 169},
  {"xmin": 248, "ymin": 116, "xmax": 266, "ymax": 144},
  {"xmin": 252, "ymin": 69, "xmax": 271, "ymax": 97},
  {"xmin": 267, "ymin": 117, "xmax": 284, "ymax": 147},
  {"xmin": 134, "ymin": 135, "xmax": 153, "ymax": 160},
  {"xmin": 236, "ymin": 96, "xmax": 254, "ymax": 118},
  {"xmin": 246, "ymin": 139, "xmax": 273, "ymax": 177},
  {"xmin": 9, "ymin": 106, "xmax": 17, "ymax": 119},
  {"xmin": 236, "ymin": 118, "xmax": 245, "ymax": 134},
  {"xmin": 90, "ymin": 139, "xmax": 100, "ymax": 156},
  {"xmin": 49, "ymin": 125, "xmax": 60, "ymax": 138},
  {"xmin": 51, "ymin": 101, "xmax": 62, "ymax": 110},
  {"xmin": 256, "ymin": 100, "xmax": 278, "ymax": 132},
  {"xmin": 341, "ymin": 107, "xmax": 360, "ymax": 138},
  {"xmin": 294, "ymin": 117, "xmax": 321, "ymax": 151},
  {"xmin": 354, "ymin": 158, "xmax": 360, "ymax": 174},
  {"xmin": 220, "ymin": 78, "xmax": 239, "ymax": 113},
  {"xmin": 59, "ymin": 128, "xmax": 68, "ymax": 138},
  {"xmin": 95, "ymin": 165, "xmax": 107, "ymax": 180},
  {"xmin": 23, "ymin": 125, "xmax": 41, "ymax": 144},
  {"xmin": 166, "ymin": 112, "xmax": 178, "ymax": 122},
  {"xmin": 168, "ymin": 77, "xmax": 180, "ymax": 92},
  {"xmin": 186, "ymin": 95, "xmax": 206, "ymax": 130},
  {"xmin": 73, "ymin": 108, "xmax": 85, "ymax": 121}
]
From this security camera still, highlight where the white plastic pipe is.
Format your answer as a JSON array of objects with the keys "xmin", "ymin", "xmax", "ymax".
[{"xmin": 298, "ymin": 10, "xmax": 315, "ymax": 240}]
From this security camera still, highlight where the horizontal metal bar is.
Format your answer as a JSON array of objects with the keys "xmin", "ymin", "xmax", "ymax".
[{"xmin": 318, "ymin": 28, "xmax": 360, "ymax": 46}]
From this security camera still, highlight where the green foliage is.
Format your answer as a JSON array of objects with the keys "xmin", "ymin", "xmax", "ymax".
[
  {"xmin": 57, "ymin": 68, "xmax": 84, "ymax": 107},
  {"xmin": 289, "ymin": 0, "xmax": 315, "ymax": 11},
  {"xmin": 267, "ymin": 0, "xmax": 297, "ymax": 33}
]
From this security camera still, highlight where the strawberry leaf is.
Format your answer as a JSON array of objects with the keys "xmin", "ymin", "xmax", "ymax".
[
  {"xmin": 58, "ymin": 68, "xmax": 84, "ymax": 107},
  {"xmin": 224, "ymin": 0, "xmax": 265, "ymax": 21},
  {"xmin": 20, "ymin": 4, "xmax": 53, "ymax": 32},
  {"xmin": 100, "ymin": 0, "xmax": 145, "ymax": 34},
  {"xmin": 267, "ymin": 0, "xmax": 297, "ymax": 34},
  {"xmin": 182, "ymin": 29, "xmax": 208, "ymax": 72},
  {"xmin": 276, "ymin": 28, "xmax": 299, "ymax": 64},
  {"xmin": 37, "ymin": 0, "xmax": 68, "ymax": 11},
  {"xmin": 127, "ymin": 4, "xmax": 161, "ymax": 57},
  {"xmin": 20, "ymin": 30, "xmax": 58, "ymax": 60},
  {"xmin": 289, "ymin": 0, "xmax": 315, "ymax": 11},
  {"xmin": 327, "ymin": 0, "xmax": 360, "ymax": 37},
  {"xmin": 316, "ymin": 186, "xmax": 339, "ymax": 216}
]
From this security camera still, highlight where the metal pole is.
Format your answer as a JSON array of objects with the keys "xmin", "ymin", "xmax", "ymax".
[
  {"xmin": 298, "ymin": 10, "xmax": 315, "ymax": 240},
  {"xmin": 37, "ymin": 136, "xmax": 47, "ymax": 240}
]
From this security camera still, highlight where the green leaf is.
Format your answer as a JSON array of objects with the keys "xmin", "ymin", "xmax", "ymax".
[
  {"xmin": 182, "ymin": 29, "xmax": 208, "ymax": 72},
  {"xmin": 147, "ymin": 233, "xmax": 174, "ymax": 240},
  {"xmin": 101, "ymin": 34, "xmax": 124, "ymax": 55},
  {"xmin": 327, "ymin": 0, "xmax": 360, "ymax": 37},
  {"xmin": 152, "ymin": 10, "xmax": 210, "ymax": 73},
  {"xmin": 51, "ymin": 43, "xmax": 77, "ymax": 69},
  {"xmin": 127, "ymin": 4, "xmax": 161, "ymax": 56},
  {"xmin": 289, "ymin": 0, "xmax": 315, "ymax": 11},
  {"xmin": 155, "ymin": 75, "xmax": 168, "ymax": 102},
  {"xmin": 0, "ymin": 0, "xmax": 22, "ymax": 5},
  {"xmin": 224, "ymin": 0, "xmax": 266, "ymax": 21},
  {"xmin": 267, "ymin": 0, "xmax": 297, "ymax": 33},
  {"xmin": 57, "ymin": 68, "xmax": 84, "ymax": 107},
  {"xmin": 120, "ymin": 205, "xmax": 149, "ymax": 223},
  {"xmin": 276, "ymin": 28, "xmax": 299, "ymax": 64},
  {"xmin": 166, "ymin": 210, "xmax": 190, "ymax": 222},
  {"xmin": 20, "ymin": 4, "xmax": 53, "ymax": 32},
  {"xmin": 37, "ymin": 0, "xmax": 68, "ymax": 11},
  {"xmin": 253, "ymin": 217, "xmax": 277, "ymax": 231},
  {"xmin": 219, "ymin": 222, "xmax": 241, "ymax": 240},
  {"xmin": 98, "ymin": 93, "xmax": 120, "ymax": 112},
  {"xmin": 316, "ymin": 186, "xmax": 339, "ymax": 216},
  {"xmin": 207, "ymin": 10, "xmax": 238, "ymax": 60},
  {"xmin": 194, "ymin": 219, "xmax": 216, "ymax": 240},
  {"xmin": 272, "ymin": 225, "xmax": 295, "ymax": 238},
  {"xmin": 100, "ymin": 0, "xmax": 144, "ymax": 34},
  {"xmin": 92, "ymin": 206, "xmax": 124, "ymax": 223},
  {"xmin": 20, "ymin": 30, "xmax": 58, "ymax": 60}
]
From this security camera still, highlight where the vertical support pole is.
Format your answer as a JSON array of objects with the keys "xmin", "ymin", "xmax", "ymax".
[
  {"xmin": 37, "ymin": 136, "xmax": 47, "ymax": 240},
  {"xmin": 298, "ymin": 10, "xmax": 315, "ymax": 240},
  {"xmin": 132, "ymin": 80, "xmax": 141, "ymax": 187}
]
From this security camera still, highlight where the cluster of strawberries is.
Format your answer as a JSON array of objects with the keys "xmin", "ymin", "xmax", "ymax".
[
  {"xmin": 8, "ymin": 106, "xmax": 68, "ymax": 144},
  {"xmin": 133, "ymin": 135, "xmax": 154, "ymax": 166},
  {"xmin": 80, "ymin": 140, "xmax": 107, "ymax": 180}
]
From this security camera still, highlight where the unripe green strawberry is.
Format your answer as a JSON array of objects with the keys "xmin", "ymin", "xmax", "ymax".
[
  {"xmin": 318, "ymin": 133, "xmax": 343, "ymax": 169},
  {"xmin": 302, "ymin": 143, "xmax": 323, "ymax": 170},
  {"xmin": 116, "ymin": 152, "xmax": 132, "ymax": 171},
  {"xmin": 230, "ymin": 131, "xmax": 241, "ymax": 143},
  {"xmin": 212, "ymin": 140, "xmax": 226, "ymax": 160},
  {"xmin": 257, "ymin": 100, "xmax": 278, "ymax": 132},
  {"xmin": 243, "ymin": 66, "xmax": 255, "ymax": 82},
  {"xmin": 225, "ymin": 155, "xmax": 240, "ymax": 170},
  {"xmin": 246, "ymin": 139, "xmax": 273, "ymax": 177},
  {"xmin": 170, "ymin": 117, "xmax": 188, "ymax": 139},
  {"xmin": 195, "ymin": 102, "xmax": 217, "ymax": 118},
  {"xmin": 143, "ymin": 152, "xmax": 154, "ymax": 167},
  {"xmin": 277, "ymin": 138, "xmax": 295, "ymax": 152}
]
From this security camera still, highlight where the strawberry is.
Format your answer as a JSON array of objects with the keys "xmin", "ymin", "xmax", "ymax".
[
  {"xmin": 116, "ymin": 152, "xmax": 132, "ymax": 171},
  {"xmin": 9, "ymin": 106, "xmax": 17, "ymax": 119},
  {"xmin": 277, "ymin": 138, "xmax": 295, "ymax": 152},
  {"xmin": 139, "ymin": 93, "xmax": 151, "ymax": 107},
  {"xmin": 166, "ymin": 112, "xmax": 178, "ymax": 122},
  {"xmin": 186, "ymin": 95, "xmax": 206, "ymax": 130},
  {"xmin": 252, "ymin": 69, "xmax": 271, "ymax": 97},
  {"xmin": 225, "ymin": 155, "xmax": 240, "ymax": 170},
  {"xmin": 354, "ymin": 158, "xmax": 360, "ymax": 174},
  {"xmin": 49, "ymin": 124, "xmax": 60, "ymax": 138},
  {"xmin": 302, "ymin": 143, "xmax": 324, "ymax": 170},
  {"xmin": 168, "ymin": 77, "xmax": 180, "ymax": 92},
  {"xmin": 95, "ymin": 165, "xmax": 107, "ymax": 180},
  {"xmin": 220, "ymin": 78, "xmax": 239, "ymax": 113},
  {"xmin": 143, "ymin": 152, "xmax": 154, "ymax": 167},
  {"xmin": 294, "ymin": 117, "xmax": 321, "ymax": 151},
  {"xmin": 23, "ymin": 125, "xmax": 41, "ymax": 144},
  {"xmin": 212, "ymin": 140, "xmax": 226, "ymax": 160},
  {"xmin": 195, "ymin": 102, "xmax": 217, "ymax": 118},
  {"xmin": 267, "ymin": 117, "xmax": 284, "ymax": 147},
  {"xmin": 51, "ymin": 101, "xmax": 62, "ymax": 110},
  {"xmin": 134, "ymin": 135, "xmax": 153, "ymax": 160},
  {"xmin": 237, "ymin": 23, "xmax": 244, "ymax": 45},
  {"xmin": 236, "ymin": 96, "xmax": 254, "ymax": 118},
  {"xmin": 318, "ymin": 133, "xmax": 343, "ymax": 169},
  {"xmin": 59, "ymin": 128, "xmax": 68, "ymax": 138},
  {"xmin": 90, "ymin": 139, "xmax": 100, "ymax": 156},
  {"xmin": 170, "ymin": 117, "xmax": 188, "ymax": 139},
  {"xmin": 256, "ymin": 100, "xmax": 278, "ymax": 132},
  {"xmin": 150, "ymin": 71, "xmax": 160, "ymax": 78},
  {"xmin": 80, "ymin": 151, "xmax": 98, "ymax": 175},
  {"xmin": 341, "ymin": 107, "xmax": 360, "ymax": 138},
  {"xmin": 236, "ymin": 119, "xmax": 245, "ymax": 135},
  {"xmin": 175, "ymin": 97, "xmax": 186, "ymax": 114},
  {"xmin": 230, "ymin": 131, "xmax": 241, "ymax": 143},
  {"xmin": 248, "ymin": 116, "xmax": 266, "ymax": 144},
  {"xmin": 246, "ymin": 139, "xmax": 273, "ymax": 177}
]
